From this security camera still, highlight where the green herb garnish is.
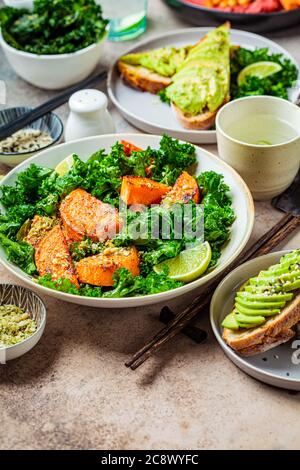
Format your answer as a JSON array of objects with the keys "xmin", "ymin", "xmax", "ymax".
[
  {"xmin": 0, "ymin": 0, "xmax": 108, "ymax": 55},
  {"xmin": 230, "ymin": 47, "xmax": 298, "ymax": 100}
]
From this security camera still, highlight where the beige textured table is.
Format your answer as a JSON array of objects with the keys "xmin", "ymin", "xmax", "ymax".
[{"xmin": 1, "ymin": 0, "xmax": 300, "ymax": 451}]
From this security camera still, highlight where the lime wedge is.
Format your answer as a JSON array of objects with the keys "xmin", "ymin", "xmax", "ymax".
[
  {"xmin": 153, "ymin": 241, "xmax": 212, "ymax": 283},
  {"xmin": 237, "ymin": 61, "xmax": 282, "ymax": 85},
  {"xmin": 55, "ymin": 154, "xmax": 76, "ymax": 176}
]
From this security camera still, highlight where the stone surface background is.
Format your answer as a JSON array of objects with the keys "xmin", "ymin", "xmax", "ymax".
[{"xmin": 0, "ymin": 0, "xmax": 300, "ymax": 450}]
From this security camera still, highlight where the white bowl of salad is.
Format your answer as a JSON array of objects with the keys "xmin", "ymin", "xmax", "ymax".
[
  {"xmin": 0, "ymin": 0, "xmax": 108, "ymax": 89},
  {"xmin": 0, "ymin": 133, "xmax": 254, "ymax": 308}
]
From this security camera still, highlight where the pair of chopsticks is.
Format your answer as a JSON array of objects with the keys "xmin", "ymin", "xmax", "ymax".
[
  {"xmin": 0, "ymin": 70, "xmax": 107, "ymax": 140},
  {"xmin": 126, "ymin": 213, "xmax": 300, "ymax": 370}
]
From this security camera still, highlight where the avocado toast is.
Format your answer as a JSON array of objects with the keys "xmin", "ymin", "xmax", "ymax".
[
  {"xmin": 118, "ymin": 23, "xmax": 230, "ymax": 130},
  {"xmin": 222, "ymin": 250, "xmax": 300, "ymax": 356}
]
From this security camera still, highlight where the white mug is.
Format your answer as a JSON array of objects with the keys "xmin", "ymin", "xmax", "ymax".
[{"xmin": 216, "ymin": 96, "xmax": 300, "ymax": 200}]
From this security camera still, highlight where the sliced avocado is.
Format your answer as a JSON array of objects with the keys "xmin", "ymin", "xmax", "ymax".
[
  {"xmin": 248, "ymin": 272, "xmax": 300, "ymax": 286},
  {"xmin": 244, "ymin": 285, "xmax": 279, "ymax": 294},
  {"xmin": 244, "ymin": 284, "xmax": 281, "ymax": 294},
  {"xmin": 249, "ymin": 277, "xmax": 275, "ymax": 286},
  {"xmin": 235, "ymin": 312, "xmax": 265, "ymax": 326},
  {"xmin": 120, "ymin": 47, "xmax": 188, "ymax": 77},
  {"xmin": 259, "ymin": 266, "xmax": 291, "ymax": 277},
  {"xmin": 236, "ymin": 291, "xmax": 293, "ymax": 302},
  {"xmin": 236, "ymin": 298, "xmax": 286, "ymax": 309},
  {"xmin": 237, "ymin": 322, "xmax": 262, "ymax": 329},
  {"xmin": 236, "ymin": 303, "xmax": 280, "ymax": 317},
  {"xmin": 283, "ymin": 279, "xmax": 300, "ymax": 292},
  {"xmin": 278, "ymin": 271, "xmax": 300, "ymax": 281},
  {"xmin": 165, "ymin": 24, "xmax": 230, "ymax": 116},
  {"xmin": 268, "ymin": 258, "xmax": 300, "ymax": 272},
  {"xmin": 223, "ymin": 249, "xmax": 300, "ymax": 332},
  {"xmin": 221, "ymin": 312, "xmax": 239, "ymax": 330},
  {"xmin": 280, "ymin": 251, "xmax": 300, "ymax": 265}
]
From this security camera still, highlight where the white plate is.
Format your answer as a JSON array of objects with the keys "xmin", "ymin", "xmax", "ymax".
[
  {"xmin": 108, "ymin": 28, "xmax": 300, "ymax": 144},
  {"xmin": 0, "ymin": 134, "xmax": 254, "ymax": 308},
  {"xmin": 210, "ymin": 251, "xmax": 300, "ymax": 391}
]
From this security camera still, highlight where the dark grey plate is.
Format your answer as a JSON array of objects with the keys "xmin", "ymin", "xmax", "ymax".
[{"xmin": 164, "ymin": 0, "xmax": 300, "ymax": 33}]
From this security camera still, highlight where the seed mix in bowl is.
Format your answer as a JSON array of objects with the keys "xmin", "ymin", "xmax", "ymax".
[{"xmin": 0, "ymin": 129, "xmax": 53, "ymax": 154}]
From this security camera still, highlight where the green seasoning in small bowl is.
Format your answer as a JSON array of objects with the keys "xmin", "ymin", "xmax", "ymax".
[{"xmin": 0, "ymin": 304, "xmax": 37, "ymax": 347}]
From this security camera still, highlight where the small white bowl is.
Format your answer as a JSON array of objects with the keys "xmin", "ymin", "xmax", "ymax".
[
  {"xmin": 0, "ymin": 30, "xmax": 107, "ymax": 90},
  {"xmin": 0, "ymin": 106, "xmax": 63, "ymax": 166},
  {"xmin": 216, "ymin": 96, "xmax": 300, "ymax": 200},
  {"xmin": 0, "ymin": 284, "xmax": 46, "ymax": 362}
]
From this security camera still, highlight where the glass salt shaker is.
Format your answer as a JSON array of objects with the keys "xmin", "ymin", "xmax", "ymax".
[{"xmin": 64, "ymin": 89, "xmax": 115, "ymax": 142}]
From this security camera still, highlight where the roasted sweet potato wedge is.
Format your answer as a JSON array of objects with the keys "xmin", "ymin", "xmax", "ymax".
[
  {"xmin": 120, "ymin": 140, "xmax": 142, "ymax": 156},
  {"xmin": 35, "ymin": 225, "xmax": 79, "ymax": 287},
  {"xmin": 23, "ymin": 215, "xmax": 56, "ymax": 248},
  {"xmin": 120, "ymin": 176, "xmax": 171, "ymax": 206},
  {"xmin": 120, "ymin": 141, "xmax": 153, "ymax": 176},
  {"xmin": 60, "ymin": 188, "xmax": 122, "ymax": 243},
  {"xmin": 162, "ymin": 171, "xmax": 200, "ymax": 204},
  {"xmin": 76, "ymin": 246, "xmax": 140, "ymax": 287}
]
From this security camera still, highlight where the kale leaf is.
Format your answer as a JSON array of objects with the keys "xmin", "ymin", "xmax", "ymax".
[
  {"xmin": 0, "ymin": 233, "xmax": 36, "ymax": 275},
  {"xmin": 150, "ymin": 135, "xmax": 196, "ymax": 186},
  {"xmin": 69, "ymin": 238, "xmax": 104, "ymax": 262},
  {"xmin": 38, "ymin": 268, "xmax": 183, "ymax": 298},
  {"xmin": 231, "ymin": 47, "xmax": 298, "ymax": 100},
  {"xmin": 197, "ymin": 171, "xmax": 235, "ymax": 267}
]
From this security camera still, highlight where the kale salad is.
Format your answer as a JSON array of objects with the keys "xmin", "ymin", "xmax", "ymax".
[
  {"xmin": 0, "ymin": 0, "xmax": 108, "ymax": 55},
  {"xmin": 0, "ymin": 136, "xmax": 235, "ymax": 298}
]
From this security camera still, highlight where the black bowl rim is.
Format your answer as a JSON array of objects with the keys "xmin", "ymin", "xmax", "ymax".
[
  {"xmin": 0, "ymin": 107, "xmax": 64, "ymax": 156},
  {"xmin": 0, "ymin": 282, "xmax": 47, "ymax": 351},
  {"xmin": 178, "ymin": 0, "xmax": 299, "ymax": 17}
]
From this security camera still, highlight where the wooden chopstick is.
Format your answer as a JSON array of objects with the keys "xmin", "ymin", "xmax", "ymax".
[
  {"xmin": 126, "ymin": 213, "xmax": 300, "ymax": 370},
  {"xmin": 0, "ymin": 70, "xmax": 107, "ymax": 140}
]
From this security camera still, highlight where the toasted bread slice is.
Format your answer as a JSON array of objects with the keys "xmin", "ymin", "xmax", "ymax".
[
  {"xmin": 118, "ymin": 61, "xmax": 171, "ymax": 94},
  {"xmin": 222, "ymin": 294, "xmax": 300, "ymax": 356},
  {"xmin": 237, "ymin": 329, "xmax": 295, "ymax": 357},
  {"xmin": 172, "ymin": 95, "xmax": 230, "ymax": 131}
]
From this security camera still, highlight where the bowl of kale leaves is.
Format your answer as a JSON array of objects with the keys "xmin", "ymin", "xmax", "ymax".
[
  {"xmin": 0, "ymin": 0, "xmax": 108, "ymax": 89},
  {"xmin": 0, "ymin": 134, "xmax": 254, "ymax": 308}
]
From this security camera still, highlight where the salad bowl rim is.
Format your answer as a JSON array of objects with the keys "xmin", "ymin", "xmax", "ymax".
[{"xmin": 0, "ymin": 133, "xmax": 255, "ymax": 307}]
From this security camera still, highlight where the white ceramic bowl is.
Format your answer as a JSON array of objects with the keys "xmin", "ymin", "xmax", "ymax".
[
  {"xmin": 0, "ymin": 134, "xmax": 254, "ymax": 308},
  {"xmin": 210, "ymin": 250, "xmax": 300, "ymax": 390},
  {"xmin": 0, "ymin": 284, "xmax": 46, "ymax": 361},
  {"xmin": 0, "ymin": 30, "xmax": 107, "ymax": 90},
  {"xmin": 216, "ymin": 96, "xmax": 300, "ymax": 200}
]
